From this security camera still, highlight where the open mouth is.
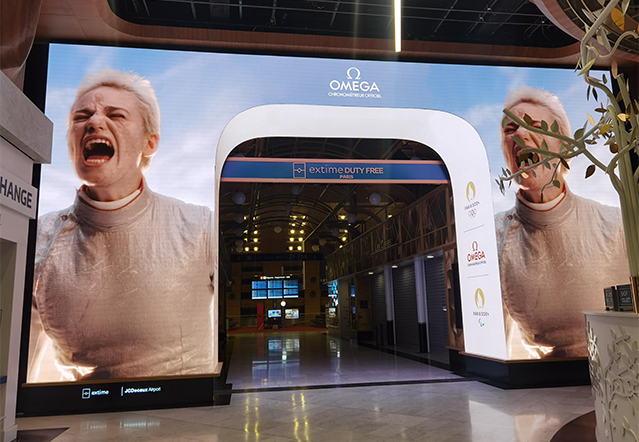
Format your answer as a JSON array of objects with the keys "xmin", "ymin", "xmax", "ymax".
[
  {"xmin": 514, "ymin": 147, "xmax": 540, "ymax": 171},
  {"xmin": 83, "ymin": 138, "xmax": 114, "ymax": 165}
]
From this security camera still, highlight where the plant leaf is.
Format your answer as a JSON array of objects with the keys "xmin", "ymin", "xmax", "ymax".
[
  {"xmin": 553, "ymin": 180, "xmax": 561, "ymax": 188},
  {"xmin": 551, "ymin": 121, "xmax": 559, "ymax": 133},
  {"xmin": 521, "ymin": 172, "xmax": 529, "ymax": 179},
  {"xmin": 603, "ymin": 74, "xmax": 607, "ymax": 84},
  {"xmin": 512, "ymin": 136, "xmax": 526, "ymax": 147},
  {"xmin": 541, "ymin": 120, "xmax": 548, "ymax": 131},
  {"xmin": 588, "ymin": 113, "xmax": 595, "ymax": 126},
  {"xmin": 600, "ymin": 123, "xmax": 612, "ymax": 134},
  {"xmin": 610, "ymin": 143, "xmax": 619, "ymax": 153},
  {"xmin": 501, "ymin": 116, "xmax": 509, "ymax": 129},
  {"xmin": 560, "ymin": 158, "xmax": 570, "ymax": 170},
  {"xmin": 611, "ymin": 8, "xmax": 625, "ymax": 30},
  {"xmin": 579, "ymin": 58, "xmax": 596, "ymax": 76},
  {"xmin": 544, "ymin": 162, "xmax": 551, "ymax": 169},
  {"xmin": 593, "ymin": 88, "xmax": 598, "ymax": 101},
  {"xmin": 585, "ymin": 165, "xmax": 596, "ymax": 178},
  {"xmin": 612, "ymin": 59, "xmax": 619, "ymax": 79},
  {"xmin": 618, "ymin": 113, "xmax": 628, "ymax": 122},
  {"xmin": 574, "ymin": 128, "xmax": 585, "ymax": 139},
  {"xmin": 541, "ymin": 139, "xmax": 549, "ymax": 151},
  {"xmin": 524, "ymin": 114, "xmax": 533, "ymax": 125},
  {"xmin": 621, "ymin": 0, "xmax": 630, "ymax": 16}
]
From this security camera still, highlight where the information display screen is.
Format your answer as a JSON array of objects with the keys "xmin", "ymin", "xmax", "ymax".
[
  {"xmin": 268, "ymin": 310, "xmax": 282, "ymax": 318},
  {"xmin": 285, "ymin": 309, "xmax": 299, "ymax": 319}
]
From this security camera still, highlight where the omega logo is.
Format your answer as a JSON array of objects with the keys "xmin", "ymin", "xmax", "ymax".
[
  {"xmin": 328, "ymin": 67, "xmax": 381, "ymax": 96},
  {"xmin": 346, "ymin": 67, "xmax": 361, "ymax": 80}
]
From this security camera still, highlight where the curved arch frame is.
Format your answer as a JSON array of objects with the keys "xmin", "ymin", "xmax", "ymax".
[{"xmin": 215, "ymin": 104, "xmax": 508, "ymax": 360}]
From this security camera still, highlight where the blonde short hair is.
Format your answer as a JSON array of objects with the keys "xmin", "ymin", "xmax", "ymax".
[{"xmin": 69, "ymin": 69, "xmax": 161, "ymax": 172}]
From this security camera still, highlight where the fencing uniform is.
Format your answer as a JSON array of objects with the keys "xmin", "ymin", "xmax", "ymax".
[
  {"xmin": 32, "ymin": 183, "xmax": 216, "ymax": 380},
  {"xmin": 495, "ymin": 188, "xmax": 629, "ymax": 358}
]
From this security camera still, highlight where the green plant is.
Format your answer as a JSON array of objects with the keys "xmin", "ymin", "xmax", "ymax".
[{"xmin": 497, "ymin": 0, "xmax": 639, "ymax": 286}]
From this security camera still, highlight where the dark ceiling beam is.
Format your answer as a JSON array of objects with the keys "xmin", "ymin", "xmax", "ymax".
[
  {"xmin": 329, "ymin": 0, "xmax": 341, "ymax": 28},
  {"xmin": 190, "ymin": 0, "xmax": 197, "ymax": 19},
  {"xmin": 146, "ymin": 0, "xmax": 549, "ymax": 26},
  {"xmin": 303, "ymin": 184, "xmax": 358, "ymax": 244},
  {"xmin": 465, "ymin": 0, "xmax": 501, "ymax": 37},
  {"xmin": 491, "ymin": 0, "xmax": 527, "ymax": 36},
  {"xmin": 432, "ymin": 0, "xmax": 459, "ymax": 35},
  {"xmin": 270, "ymin": 0, "xmax": 277, "ymax": 24}
]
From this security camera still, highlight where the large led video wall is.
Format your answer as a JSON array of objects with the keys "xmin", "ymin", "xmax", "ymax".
[{"xmin": 29, "ymin": 43, "xmax": 629, "ymax": 383}]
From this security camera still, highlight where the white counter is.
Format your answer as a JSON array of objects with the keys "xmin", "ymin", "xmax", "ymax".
[{"xmin": 584, "ymin": 311, "xmax": 638, "ymax": 442}]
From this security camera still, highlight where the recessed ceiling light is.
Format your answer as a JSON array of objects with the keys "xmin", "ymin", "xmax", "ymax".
[
  {"xmin": 426, "ymin": 255, "xmax": 435, "ymax": 259},
  {"xmin": 368, "ymin": 272, "xmax": 374, "ymax": 275},
  {"xmin": 392, "ymin": 265, "xmax": 398, "ymax": 268}
]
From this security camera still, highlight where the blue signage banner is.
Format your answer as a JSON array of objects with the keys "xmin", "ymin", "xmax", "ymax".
[{"xmin": 221, "ymin": 158, "xmax": 449, "ymax": 183}]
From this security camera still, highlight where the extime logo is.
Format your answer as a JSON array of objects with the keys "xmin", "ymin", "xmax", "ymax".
[{"xmin": 328, "ymin": 67, "xmax": 382, "ymax": 99}]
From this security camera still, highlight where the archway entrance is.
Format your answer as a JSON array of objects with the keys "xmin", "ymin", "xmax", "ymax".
[{"xmin": 214, "ymin": 106, "xmax": 507, "ymax": 390}]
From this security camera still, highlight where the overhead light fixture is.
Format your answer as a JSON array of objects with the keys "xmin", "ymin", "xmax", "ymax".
[
  {"xmin": 341, "ymin": 237, "xmax": 347, "ymax": 242},
  {"xmin": 300, "ymin": 230, "xmax": 305, "ymax": 234},
  {"xmin": 233, "ymin": 191, "xmax": 246, "ymax": 205},
  {"xmin": 368, "ymin": 272, "xmax": 374, "ymax": 275},
  {"xmin": 392, "ymin": 265, "xmax": 398, "ymax": 268},
  {"xmin": 289, "ymin": 246, "xmax": 294, "ymax": 251},
  {"xmin": 253, "ymin": 238, "xmax": 259, "ymax": 243},
  {"xmin": 394, "ymin": 0, "xmax": 401, "ymax": 52},
  {"xmin": 290, "ymin": 229, "xmax": 296, "ymax": 234},
  {"xmin": 339, "ymin": 215, "xmax": 346, "ymax": 220},
  {"xmin": 297, "ymin": 246, "xmax": 302, "ymax": 251},
  {"xmin": 244, "ymin": 247, "xmax": 249, "ymax": 251},
  {"xmin": 388, "ymin": 214, "xmax": 392, "ymax": 218},
  {"xmin": 426, "ymin": 255, "xmax": 435, "ymax": 259},
  {"xmin": 253, "ymin": 246, "xmax": 259, "ymax": 251},
  {"xmin": 253, "ymin": 230, "xmax": 258, "ymax": 235},
  {"xmin": 298, "ymin": 237, "xmax": 303, "ymax": 242}
]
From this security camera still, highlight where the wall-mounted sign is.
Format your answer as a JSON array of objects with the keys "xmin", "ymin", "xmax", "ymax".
[
  {"xmin": 0, "ymin": 167, "xmax": 37, "ymax": 219},
  {"xmin": 221, "ymin": 158, "xmax": 449, "ymax": 184}
]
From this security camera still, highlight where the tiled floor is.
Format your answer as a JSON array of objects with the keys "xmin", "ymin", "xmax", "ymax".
[
  {"xmin": 17, "ymin": 382, "xmax": 594, "ymax": 441},
  {"xmin": 16, "ymin": 331, "xmax": 595, "ymax": 441},
  {"xmin": 226, "ymin": 331, "xmax": 459, "ymax": 390}
]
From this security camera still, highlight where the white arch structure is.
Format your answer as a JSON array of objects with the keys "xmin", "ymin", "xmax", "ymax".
[{"xmin": 215, "ymin": 105, "xmax": 508, "ymax": 360}]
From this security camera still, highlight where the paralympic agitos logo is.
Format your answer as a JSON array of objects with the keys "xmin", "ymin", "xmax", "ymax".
[{"xmin": 328, "ymin": 67, "xmax": 382, "ymax": 98}]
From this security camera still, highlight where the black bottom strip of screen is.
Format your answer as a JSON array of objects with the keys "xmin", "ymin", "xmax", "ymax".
[{"xmin": 232, "ymin": 376, "xmax": 476, "ymax": 394}]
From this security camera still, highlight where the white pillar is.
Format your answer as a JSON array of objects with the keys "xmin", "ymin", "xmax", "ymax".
[
  {"xmin": 414, "ymin": 256, "xmax": 430, "ymax": 353},
  {"xmin": 383, "ymin": 265, "xmax": 395, "ymax": 345}
]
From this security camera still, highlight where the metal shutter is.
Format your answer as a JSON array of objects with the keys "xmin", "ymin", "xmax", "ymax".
[
  {"xmin": 392, "ymin": 265, "xmax": 420, "ymax": 351},
  {"xmin": 425, "ymin": 255, "xmax": 448, "ymax": 357},
  {"xmin": 370, "ymin": 272, "xmax": 387, "ymax": 344}
]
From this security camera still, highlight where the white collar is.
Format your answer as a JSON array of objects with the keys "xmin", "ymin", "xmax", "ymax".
[
  {"xmin": 517, "ymin": 187, "xmax": 567, "ymax": 211},
  {"xmin": 78, "ymin": 186, "xmax": 142, "ymax": 210}
]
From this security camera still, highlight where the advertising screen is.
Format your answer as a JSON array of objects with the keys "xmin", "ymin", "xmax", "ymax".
[
  {"xmin": 268, "ymin": 310, "xmax": 282, "ymax": 318},
  {"xmin": 28, "ymin": 42, "xmax": 629, "ymax": 388},
  {"xmin": 285, "ymin": 309, "xmax": 300, "ymax": 319}
]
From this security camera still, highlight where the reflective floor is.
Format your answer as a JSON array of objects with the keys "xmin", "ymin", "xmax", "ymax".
[
  {"xmin": 226, "ymin": 331, "xmax": 459, "ymax": 390},
  {"xmin": 17, "ymin": 382, "xmax": 595, "ymax": 441}
]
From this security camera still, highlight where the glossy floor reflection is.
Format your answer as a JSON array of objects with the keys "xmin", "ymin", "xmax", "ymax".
[
  {"xmin": 17, "ymin": 382, "xmax": 595, "ymax": 441},
  {"xmin": 226, "ymin": 331, "xmax": 459, "ymax": 390}
]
